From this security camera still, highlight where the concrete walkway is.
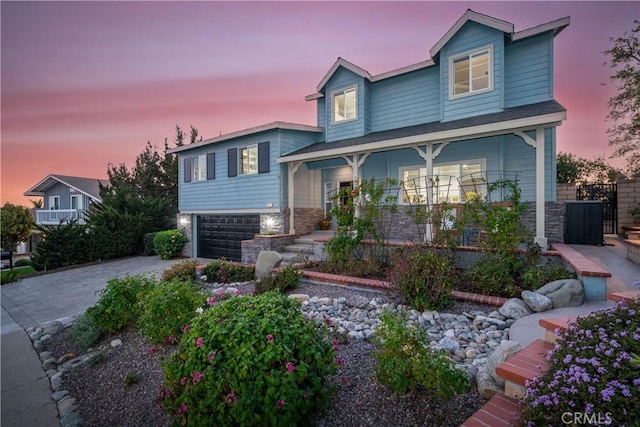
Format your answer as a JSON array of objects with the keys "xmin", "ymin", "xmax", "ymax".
[
  {"xmin": 1, "ymin": 256, "xmax": 181, "ymax": 427},
  {"xmin": 510, "ymin": 235, "xmax": 640, "ymax": 347}
]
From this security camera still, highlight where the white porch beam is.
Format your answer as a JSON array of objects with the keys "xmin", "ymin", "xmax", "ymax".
[{"xmin": 288, "ymin": 161, "xmax": 302, "ymax": 235}]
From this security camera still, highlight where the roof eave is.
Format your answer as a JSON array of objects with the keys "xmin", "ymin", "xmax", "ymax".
[
  {"xmin": 167, "ymin": 121, "xmax": 323, "ymax": 154},
  {"xmin": 278, "ymin": 110, "xmax": 566, "ymax": 164},
  {"xmin": 511, "ymin": 16, "xmax": 570, "ymax": 42}
]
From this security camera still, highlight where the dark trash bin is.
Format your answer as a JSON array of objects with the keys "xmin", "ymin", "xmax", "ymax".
[{"xmin": 564, "ymin": 201, "xmax": 604, "ymax": 245}]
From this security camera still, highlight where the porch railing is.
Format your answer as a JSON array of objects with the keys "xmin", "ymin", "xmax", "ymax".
[{"xmin": 35, "ymin": 209, "xmax": 85, "ymax": 224}]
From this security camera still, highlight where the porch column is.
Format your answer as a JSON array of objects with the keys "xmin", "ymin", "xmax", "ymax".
[
  {"xmin": 343, "ymin": 153, "xmax": 370, "ymax": 217},
  {"xmin": 287, "ymin": 162, "xmax": 302, "ymax": 235},
  {"xmin": 515, "ymin": 127, "xmax": 547, "ymax": 249},
  {"xmin": 534, "ymin": 127, "xmax": 547, "ymax": 249}
]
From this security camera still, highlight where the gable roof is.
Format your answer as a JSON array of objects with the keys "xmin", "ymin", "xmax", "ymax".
[
  {"xmin": 307, "ymin": 10, "xmax": 568, "ymax": 100},
  {"xmin": 24, "ymin": 174, "xmax": 107, "ymax": 201},
  {"xmin": 279, "ymin": 100, "xmax": 566, "ymax": 163},
  {"xmin": 167, "ymin": 121, "xmax": 323, "ymax": 154}
]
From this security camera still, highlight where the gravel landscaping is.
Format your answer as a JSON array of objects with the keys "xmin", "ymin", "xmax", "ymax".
[{"xmin": 44, "ymin": 280, "xmax": 492, "ymax": 426}]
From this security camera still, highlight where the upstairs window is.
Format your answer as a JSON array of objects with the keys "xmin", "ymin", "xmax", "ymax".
[
  {"xmin": 450, "ymin": 47, "xmax": 492, "ymax": 98},
  {"xmin": 240, "ymin": 145, "xmax": 258, "ymax": 175},
  {"xmin": 192, "ymin": 154, "xmax": 207, "ymax": 181},
  {"xmin": 184, "ymin": 153, "xmax": 215, "ymax": 183},
  {"xmin": 332, "ymin": 86, "xmax": 357, "ymax": 123}
]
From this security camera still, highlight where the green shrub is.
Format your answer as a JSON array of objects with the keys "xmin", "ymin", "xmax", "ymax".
[
  {"xmin": 461, "ymin": 253, "xmax": 521, "ymax": 297},
  {"xmin": 13, "ymin": 258, "xmax": 31, "ymax": 267},
  {"xmin": 373, "ymin": 310, "xmax": 468, "ymax": 397},
  {"xmin": 153, "ymin": 230, "xmax": 189, "ymax": 260},
  {"xmin": 138, "ymin": 279, "xmax": 204, "ymax": 344},
  {"xmin": 86, "ymin": 275, "xmax": 155, "ymax": 333},
  {"xmin": 255, "ymin": 265, "xmax": 302, "ymax": 294},
  {"xmin": 143, "ymin": 232, "xmax": 158, "ymax": 256},
  {"xmin": 161, "ymin": 292, "xmax": 337, "ymax": 426},
  {"xmin": 87, "ymin": 350, "xmax": 107, "ymax": 366},
  {"xmin": 521, "ymin": 298, "xmax": 640, "ymax": 425},
  {"xmin": 0, "ymin": 269, "xmax": 19, "ymax": 284},
  {"xmin": 71, "ymin": 314, "xmax": 103, "ymax": 351},
  {"xmin": 521, "ymin": 263, "xmax": 575, "ymax": 290},
  {"xmin": 161, "ymin": 259, "xmax": 198, "ymax": 283},
  {"xmin": 388, "ymin": 246, "xmax": 455, "ymax": 311},
  {"xmin": 203, "ymin": 258, "xmax": 255, "ymax": 283},
  {"xmin": 30, "ymin": 221, "xmax": 92, "ymax": 271},
  {"xmin": 124, "ymin": 372, "xmax": 139, "ymax": 386}
]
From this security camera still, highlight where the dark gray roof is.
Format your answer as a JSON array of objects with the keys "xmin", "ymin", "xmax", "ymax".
[
  {"xmin": 24, "ymin": 174, "xmax": 108, "ymax": 200},
  {"xmin": 284, "ymin": 100, "xmax": 566, "ymax": 157}
]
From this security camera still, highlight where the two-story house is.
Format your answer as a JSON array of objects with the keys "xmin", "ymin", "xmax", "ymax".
[
  {"xmin": 24, "ymin": 174, "xmax": 107, "ymax": 225},
  {"xmin": 170, "ymin": 10, "xmax": 569, "ymax": 261}
]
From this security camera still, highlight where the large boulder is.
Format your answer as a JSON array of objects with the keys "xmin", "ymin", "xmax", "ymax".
[
  {"xmin": 535, "ymin": 279, "xmax": 584, "ymax": 308},
  {"xmin": 486, "ymin": 340, "xmax": 522, "ymax": 386},
  {"xmin": 521, "ymin": 290, "xmax": 553, "ymax": 313},
  {"xmin": 255, "ymin": 251, "xmax": 283, "ymax": 280},
  {"xmin": 498, "ymin": 298, "xmax": 533, "ymax": 320},
  {"xmin": 476, "ymin": 365, "xmax": 503, "ymax": 398}
]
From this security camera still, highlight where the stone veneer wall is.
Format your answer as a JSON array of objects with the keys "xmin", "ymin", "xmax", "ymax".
[
  {"xmin": 177, "ymin": 213, "xmax": 193, "ymax": 258},
  {"xmin": 281, "ymin": 208, "xmax": 325, "ymax": 235},
  {"xmin": 386, "ymin": 206, "xmax": 423, "ymax": 242},
  {"xmin": 521, "ymin": 202, "xmax": 564, "ymax": 244},
  {"xmin": 241, "ymin": 234, "xmax": 296, "ymax": 264}
]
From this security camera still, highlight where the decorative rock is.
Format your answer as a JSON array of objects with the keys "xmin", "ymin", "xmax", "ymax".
[
  {"xmin": 223, "ymin": 287, "xmax": 239, "ymax": 296},
  {"xmin": 535, "ymin": 279, "xmax": 584, "ymax": 308},
  {"xmin": 522, "ymin": 290, "xmax": 553, "ymax": 312},
  {"xmin": 60, "ymin": 411, "xmax": 83, "ymax": 427},
  {"xmin": 288, "ymin": 294, "xmax": 310, "ymax": 302},
  {"xmin": 52, "ymin": 390, "xmax": 69, "ymax": 402},
  {"xmin": 348, "ymin": 295, "xmax": 370, "ymax": 309},
  {"xmin": 39, "ymin": 351, "xmax": 52, "ymax": 362},
  {"xmin": 51, "ymin": 372, "xmax": 63, "ymax": 391},
  {"xmin": 498, "ymin": 298, "xmax": 533, "ymax": 320},
  {"xmin": 58, "ymin": 396, "xmax": 77, "ymax": 417},
  {"xmin": 42, "ymin": 358, "xmax": 57, "ymax": 371},
  {"xmin": 255, "ymin": 251, "xmax": 283, "ymax": 280},
  {"xmin": 486, "ymin": 340, "xmax": 522, "ymax": 386},
  {"xmin": 477, "ymin": 365, "xmax": 503, "ymax": 398},
  {"xmin": 56, "ymin": 353, "xmax": 78, "ymax": 365},
  {"xmin": 29, "ymin": 328, "xmax": 43, "ymax": 342},
  {"xmin": 437, "ymin": 337, "xmax": 460, "ymax": 352},
  {"xmin": 111, "ymin": 339, "xmax": 122, "ymax": 348},
  {"xmin": 43, "ymin": 321, "xmax": 64, "ymax": 336}
]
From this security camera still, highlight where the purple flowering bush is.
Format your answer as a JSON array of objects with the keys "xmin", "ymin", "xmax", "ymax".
[
  {"xmin": 161, "ymin": 292, "xmax": 337, "ymax": 426},
  {"xmin": 521, "ymin": 298, "xmax": 640, "ymax": 425}
]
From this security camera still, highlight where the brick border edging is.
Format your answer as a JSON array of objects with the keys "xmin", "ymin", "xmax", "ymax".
[{"xmin": 300, "ymin": 270, "xmax": 507, "ymax": 306}]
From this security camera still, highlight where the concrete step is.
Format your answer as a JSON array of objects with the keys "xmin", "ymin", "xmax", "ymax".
[
  {"xmin": 495, "ymin": 339, "xmax": 553, "ymax": 399},
  {"xmin": 538, "ymin": 316, "xmax": 575, "ymax": 343},
  {"xmin": 280, "ymin": 252, "xmax": 319, "ymax": 264},
  {"xmin": 282, "ymin": 243, "xmax": 315, "ymax": 254},
  {"xmin": 293, "ymin": 238, "xmax": 316, "ymax": 245},
  {"xmin": 460, "ymin": 393, "xmax": 523, "ymax": 427}
]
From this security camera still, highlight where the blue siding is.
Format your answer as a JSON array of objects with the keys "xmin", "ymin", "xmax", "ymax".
[
  {"xmin": 178, "ymin": 131, "xmax": 282, "ymax": 211},
  {"xmin": 45, "ymin": 182, "xmax": 71, "ymax": 209},
  {"xmin": 505, "ymin": 33, "xmax": 553, "ymax": 107},
  {"xmin": 503, "ymin": 128, "xmax": 555, "ymax": 201},
  {"xmin": 317, "ymin": 98, "xmax": 326, "ymax": 139},
  {"xmin": 279, "ymin": 130, "xmax": 320, "ymax": 156},
  {"xmin": 441, "ymin": 22, "xmax": 504, "ymax": 121},
  {"xmin": 324, "ymin": 67, "xmax": 365, "ymax": 142},
  {"xmin": 364, "ymin": 80, "xmax": 372, "ymax": 134},
  {"xmin": 370, "ymin": 67, "xmax": 440, "ymax": 132}
]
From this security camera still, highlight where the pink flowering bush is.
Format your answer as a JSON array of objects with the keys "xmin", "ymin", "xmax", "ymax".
[
  {"xmin": 161, "ymin": 292, "xmax": 337, "ymax": 426},
  {"xmin": 521, "ymin": 298, "xmax": 640, "ymax": 425}
]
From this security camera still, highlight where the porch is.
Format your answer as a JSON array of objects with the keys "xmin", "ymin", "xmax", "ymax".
[{"xmin": 34, "ymin": 209, "xmax": 86, "ymax": 225}]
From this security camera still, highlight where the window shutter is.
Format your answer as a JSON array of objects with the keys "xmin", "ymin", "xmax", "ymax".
[
  {"xmin": 228, "ymin": 148, "xmax": 238, "ymax": 177},
  {"xmin": 258, "ymin": 141, "xmax": 270, "ymax": 174},
  {"xmin": 206, "ymin": 153, "xmax": 215, "ymax": 180},
  {"xmin": 184, "ymin": 157, "xmax": 192, "ymax": 183}
]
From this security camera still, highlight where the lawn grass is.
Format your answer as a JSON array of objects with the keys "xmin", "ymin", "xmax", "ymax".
[{"xmin": 1, "ymin": 266, "xmax": 36, "ymax": 284}]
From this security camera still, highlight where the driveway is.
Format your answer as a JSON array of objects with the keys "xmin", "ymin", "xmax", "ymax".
[{"xmin": 1, "ymin": 256, "xmax": 182, "ymax": 333}]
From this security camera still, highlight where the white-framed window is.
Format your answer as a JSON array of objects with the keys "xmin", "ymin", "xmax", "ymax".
[
  {"xmin": 191, "ymin": 154, "xmax": 207, "ymax": 181},
  {"xmin": 399, "ymin": 160, "xmax": 485, "ymax": 204},
  {"xmin": 332, "ymin": 86, "xmax": 357, "ymax": 124},
  {"xmin": 239, "ymin": 145, "xmax": 258, "ymax": 175},
  {"xmin": 49, "ymin": 195, "xmax": 60, "ymax": 210},
  {"xmin": 449, "ymin": 46, "xmax": 492, "ymax": 98},
  {"xmin": 70, "ymin": 194, "xmax": 83, "ymax": 210}
]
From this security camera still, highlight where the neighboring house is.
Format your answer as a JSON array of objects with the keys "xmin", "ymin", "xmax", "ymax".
[
  {"xmin": 170, "ymin": 10, "xmax": 570, "ymax": 261},
  {"xmin": 24, "ymin": 174, "xmax": 108, "ymax": 225}
]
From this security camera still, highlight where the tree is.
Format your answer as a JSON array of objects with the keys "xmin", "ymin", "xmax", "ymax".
[
  {"xmin": 0, "ymin": 203, "xmax": 34, "ymax": 269},
  {"xmin": 604, "ymin": 20, "xmax": 640, "ymax": 178},
  {"xmin": 556, "ymin": 152, "xmax": 626, "ymax": 184}
]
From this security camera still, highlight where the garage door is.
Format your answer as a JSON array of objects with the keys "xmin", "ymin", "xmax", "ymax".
[{"xmin": 197, "ymin": 215, "xmax": 260, "ymax": 261}]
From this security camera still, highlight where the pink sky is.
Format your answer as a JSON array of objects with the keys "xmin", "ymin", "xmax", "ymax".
[{"xmin": 2, "ymin": 1, "xmax": 638, "ymax": 206}]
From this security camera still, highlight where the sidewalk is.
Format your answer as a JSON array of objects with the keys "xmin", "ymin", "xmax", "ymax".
[{"xmin": 1, "ymin": 256, "xmax": 180, "ymax": 427}]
